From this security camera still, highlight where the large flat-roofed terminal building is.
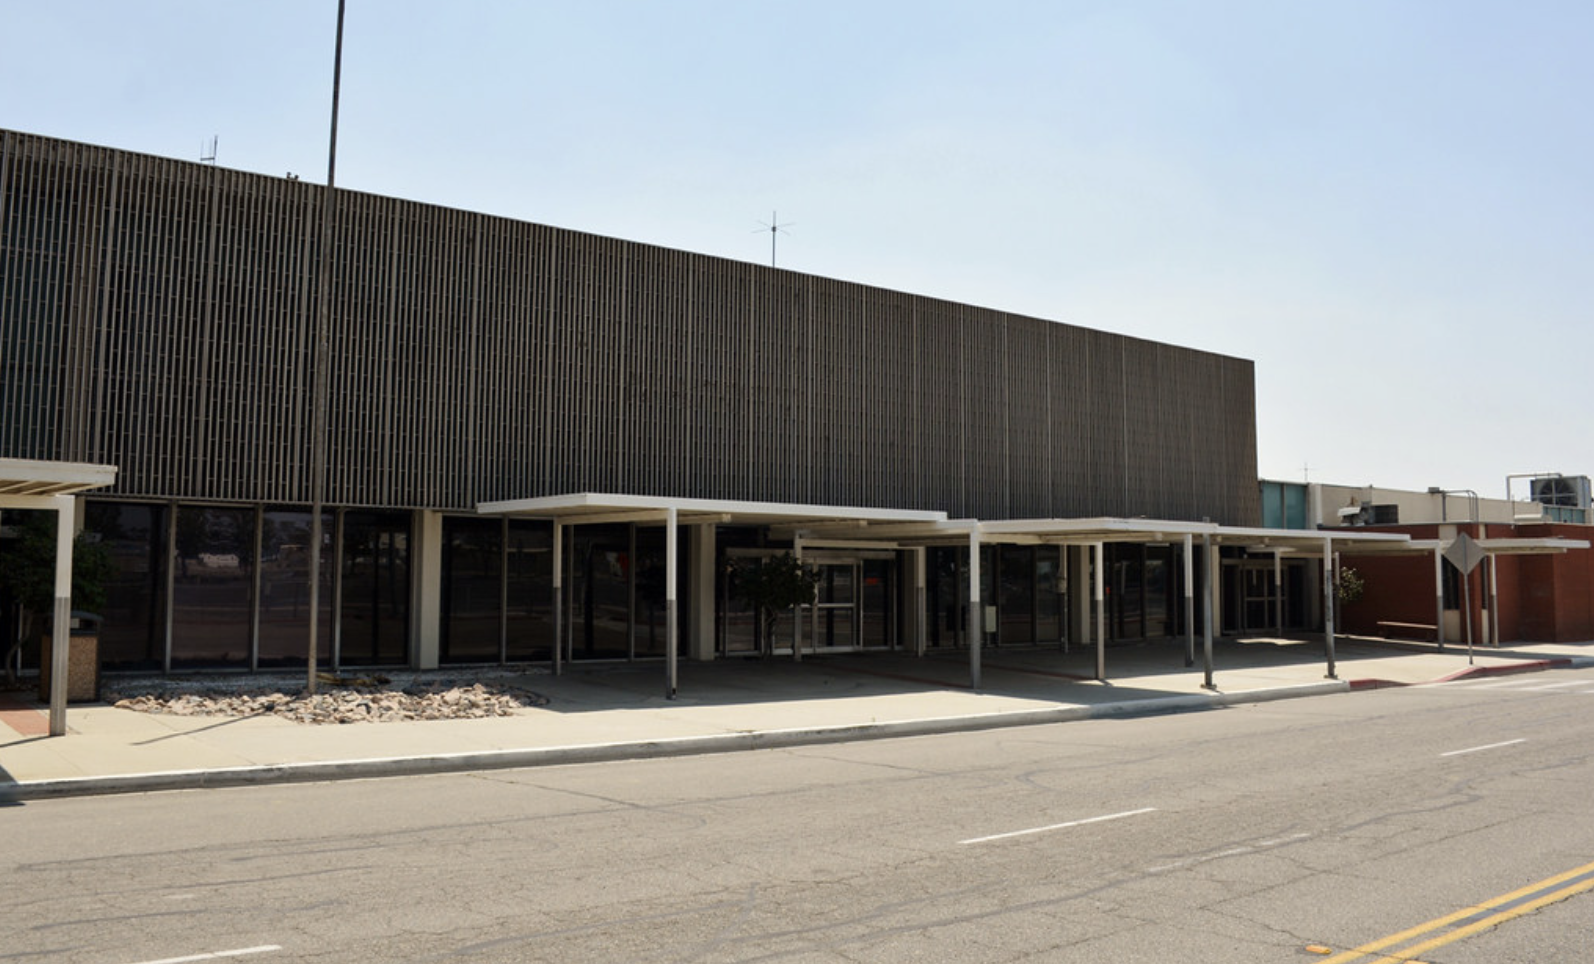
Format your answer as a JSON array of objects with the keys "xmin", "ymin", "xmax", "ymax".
[{"xmin": 2, "ymin": 128, "xmax": 1262, "ymax": 678}]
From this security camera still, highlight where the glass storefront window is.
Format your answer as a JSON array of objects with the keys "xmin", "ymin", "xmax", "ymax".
[
  {"xmin": 257, "ymin": 509, "xmax": 333, "ymax": 667},
  {"xmin": 83, "ymin": 502, "xmax": 166, "ymax": 670},
  {"xmin": 506, "ymin": 519, "xmax": 552, "ymax": 661},
  {"xmin": 341, "ymin": 511, "xmax": 410, "ymax": 665},
  {"xmin": 442, "ymin": 517, "xmax": 502, "ymax": 663},
  {"xmin": 171, "ymin": 505, "xmax": 254, "ymax": 668}
]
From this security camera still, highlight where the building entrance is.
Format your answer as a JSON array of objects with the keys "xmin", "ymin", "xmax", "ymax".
[{"xmin": 799, "ymin": 552, "xmax": 895, "ymax": 651}]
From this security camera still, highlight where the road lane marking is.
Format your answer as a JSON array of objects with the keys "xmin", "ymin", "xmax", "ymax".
[
  {"xmin": 1146, "ymin": 832, "xmax": 1311, "ymax": 873},
  {"xmin": 1523, "ymin": 680, "xmax": 1589, "ymax": 691},
  {"xmin": 1440, "ymin": 738, "xmax": 1526, "ymax": 757},
  {"xmin": 1316, "ymin": 859, "xmax": 1594, "ymax": 963},
  {"xmin": 958, "ymin": 807, "xmax": 1155, "ymax": 845},
  {"xmin": 128, "ymin": 946, "xmax": 281, "ymax": 964}
]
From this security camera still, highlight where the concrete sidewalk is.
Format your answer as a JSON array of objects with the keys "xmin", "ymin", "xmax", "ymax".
[{"xmin": 4, "ymin": 635, "xmax": 1592, "ymax": 801}]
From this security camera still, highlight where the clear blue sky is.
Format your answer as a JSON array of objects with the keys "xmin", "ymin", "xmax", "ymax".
[{"xmin": 5, "ymin": 1, "xmax": 1590, "ymax": 501}]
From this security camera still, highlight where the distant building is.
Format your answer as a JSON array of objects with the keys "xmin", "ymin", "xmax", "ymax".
[{"xmin": 1259, "ymin": 478, "xmax": 1593, "ymax": 644}]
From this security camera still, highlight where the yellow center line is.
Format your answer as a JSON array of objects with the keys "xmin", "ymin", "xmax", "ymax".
[{"xmin": 1319, "ymin": 858, "xmax": 1594, "ymax": 964}]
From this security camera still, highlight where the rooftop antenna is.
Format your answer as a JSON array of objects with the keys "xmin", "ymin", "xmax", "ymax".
[
  {"xmin": 200, "ymin": 135, "xmax": 218, "ymax": 165},
  {"xmin": 754, "ymin": 210, "xmax": 793, "ymax": 268}
]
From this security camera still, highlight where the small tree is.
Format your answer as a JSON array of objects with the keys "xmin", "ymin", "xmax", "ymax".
[
  {"xmin": 0, "ymin": 511, "xmax": 113, "ymax": 683},
  {"xmin": 1332, "ymin": 564, "xmax": 1365, "ymax": 630},
  {"xmin": 1335, "ymin": 566, "xmax": 1365, "ymax": 606},
  {"xmin": 731, "ymin": 553, "xmax": 821, "ymax": 657}
]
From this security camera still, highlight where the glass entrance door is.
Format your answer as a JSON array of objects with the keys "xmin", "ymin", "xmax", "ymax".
[{"xmin": 800, "ymin": 553, "xmax": 897, "ymax": 651}]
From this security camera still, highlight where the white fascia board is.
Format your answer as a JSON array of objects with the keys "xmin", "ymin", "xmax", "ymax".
[
  {"xmin": 0, "ymin": 458, "xmax": 118, "ymax": 497},
  {"xmin": 477, "ymin": 492, "xmax": 947, "ymax": 526}
]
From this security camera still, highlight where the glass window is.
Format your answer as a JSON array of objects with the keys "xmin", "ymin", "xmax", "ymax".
[
  {"xmin": 171, "ymin": 505, "xmax": 254, "ymax": 668},
  {"xmin": 340, "ymin": 511, "xmax": 410, "ymax": 665},
  {"xmin": 83, "ymin": 502, "xmax": 166, "ymax": 670},
  {"xmin": 442, "ymin": 516, "xmax": 502, "ymax": 663},
  {"xmin": 506, "ymin": 519, "xmax": 552, "ymax": 662},
  {"xmin": 257, "ymin": 509, "xmax": 333, "ymax": 667},
  {"xmin": 999, "ymin": 546, "xmax": 1035, "ymax": 644}
]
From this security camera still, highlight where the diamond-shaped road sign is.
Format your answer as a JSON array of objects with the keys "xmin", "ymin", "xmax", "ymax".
[{"xmin": 1444, "ymin": 531, "xmax": 1487, "ymax": 575}]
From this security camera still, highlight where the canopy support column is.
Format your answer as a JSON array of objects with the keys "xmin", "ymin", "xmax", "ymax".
[
  {"xmin": 1202, "ymin": 535, "xmax": 1215, "ymax": 690},
  {"xmin": 47, "ymin": 495, "xmax": 75, "ymax": 737},
  {"xmin": 1183, "ymin": 534, "xmax": 1195, "ymax": 667},
  {"xmin": 792, "ymin": 536, "xmax": 804, "ymax": 663},
  {"xmin": 1323, "ymin": 536, "xmax": 1337, "ymax": 679},
  {"xmin": 1434, "ymin": 545, "xmax": 1445, "ymax": 652},
  {"xmin": 1094, "ymin": 542, "xmax": 1106, "ymax": 682},
  {"xmin": 666, "ymin": 506, "xmax": 679, "ymax": 699},
  {"xmin": 552, "ymin": 521, "xmax": 563, "ymax": 676},
  {"xmin": 1273, "ymin": 550, "xmax": 1283, "ymax": 637},
  {"xmin": 1488, "ymin": 554, "xmax": 1500, "ymax": 648},
  {"xmin": 968, "ymin": 528, "xmax": 982, "ymax": 691},
  {"xmin": 914, "ymin": 547, "xmax": 927, "ymax": 657}
]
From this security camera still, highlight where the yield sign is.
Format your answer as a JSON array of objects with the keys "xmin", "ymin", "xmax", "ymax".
[{"xmin": 1445, "ymin": 532, "xmax": 1487, "ymax": 575}]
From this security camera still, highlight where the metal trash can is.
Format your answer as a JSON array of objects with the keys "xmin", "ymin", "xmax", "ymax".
[{"xmin": 39, "ymin": 611, "xmax": 102, "ymax": 704}]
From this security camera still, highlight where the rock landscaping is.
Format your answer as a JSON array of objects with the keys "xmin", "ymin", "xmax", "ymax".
[{"xmin": 104, "ymin": 672, "xmax": 549, "ymax": 725}]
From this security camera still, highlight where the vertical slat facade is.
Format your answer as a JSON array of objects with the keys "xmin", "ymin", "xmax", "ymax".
[{"xmin": 1, "ymin": 129, "xmax": 1259, "ymax": 525}]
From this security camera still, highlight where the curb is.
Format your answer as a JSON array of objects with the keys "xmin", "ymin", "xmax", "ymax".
[
  {"xmin": 0, "ymin": 680, "xmax": 1348, "ymax": 802},
  {"xmin": 1348, "ymin": 655, "xmax": 1594, "ymax": 690}
]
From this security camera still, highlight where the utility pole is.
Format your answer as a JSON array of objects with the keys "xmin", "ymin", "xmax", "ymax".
[{"xmin": 307, "ymin": 0, "xmax": 347, "ymax": 694}]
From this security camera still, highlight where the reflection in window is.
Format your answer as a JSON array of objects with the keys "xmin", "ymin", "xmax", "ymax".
[
  {"xmin": 506, "ymin": 520, "xmax": 552, "ymax": 661},
  {"xmin": 442, "ymin": 517, "xmax": 502, "ymax": 663},
  {"xmin": 257, "ymin": 509, "xmax": 333, "ymax": 667},
  {"xmin": 341, "ymin": 511, "xmax": 409, "ymax": 665},
  {"xmin": 84, "ymin": 502, "xmax": 166, "ymax": 670},
  {"xmin": 171, "ymin": 505, "xmax": 254, "ymax": 668}
]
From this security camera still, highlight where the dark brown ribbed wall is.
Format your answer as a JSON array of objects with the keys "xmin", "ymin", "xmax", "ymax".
[{"xmin": 1, "ymin": 129, "xmax": 1259, "ymax": 524}]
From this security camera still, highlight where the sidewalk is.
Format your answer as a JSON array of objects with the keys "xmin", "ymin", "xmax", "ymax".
[{"xmin": 4, "ymin": 635, "xmax": 1592, "ymax": 802}]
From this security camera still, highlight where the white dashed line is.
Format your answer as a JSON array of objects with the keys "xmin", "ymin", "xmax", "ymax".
[
  {"xmin": 127, "ymin": 945, "xmax": 282, "ymax": 964},
  {"xmin": 1441, "ymin": 738, "xmax": 1527, "ymax": 757},
  {"xmin": 959, "ymin": 807, "xmax": 1157, "ymax": 845}
]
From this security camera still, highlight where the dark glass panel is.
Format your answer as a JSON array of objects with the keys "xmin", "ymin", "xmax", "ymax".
[
  {"xmin": 83, "ymin": 501, "xmax": 165, "ymax": 670},
  {"xmin": 506, "ymin": 519, "xmax": 552, "ymax": 662},
  {"xmin": 999, "ymin": 546, "xmax": 1035, "ymax": 644},
  {"xmin": 571, "ymin": 524, "xmax": 630, "ymax": 659},
  {"xmin": 442, "ymin": 516, "xmax": 502, "ymax": 663},
  {"xmin": 340, "ymin": 511, "xmax": 410, "ymax": 665},
  {"xmin": 1035, "ymin": 547, "xmax": 1062, "ymax": 643},
  {"xmin": 257, "ymin": 509, "xmax": 333, "ymax": 667},
  {"xmin": 633, "ymin": 526, "xmax": 669, "ymax": 657},
  {"xmin": 171, "ymin": 505, "xmax": 253, "ymax": 668},
  {"xmin": 861, "ymin": 557, "xmax": 892, "ymax": 648}
]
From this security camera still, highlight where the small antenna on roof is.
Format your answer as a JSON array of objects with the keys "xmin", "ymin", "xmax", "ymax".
[
  {"xmin": 754, "ymin": 210, "xmax": 793, "ymax": 268},
  {"xmin": 200, "ymin": 135, "xmax": 218, "ymax": 165}
]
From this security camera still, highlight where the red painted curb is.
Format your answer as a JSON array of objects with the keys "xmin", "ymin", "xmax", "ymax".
[{"xmin": 1352, "ymin": 659, "xmax": 1571, "ymax": 691}]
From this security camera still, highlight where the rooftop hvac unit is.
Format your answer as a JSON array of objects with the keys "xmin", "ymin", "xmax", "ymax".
[{"xmin": 1530, "ymin": 475, "xmax": 1591, "ymax": 509}]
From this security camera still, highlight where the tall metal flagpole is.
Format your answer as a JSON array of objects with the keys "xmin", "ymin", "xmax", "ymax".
[{"xmin": 307, "ymin": 0, "xmax": 347, "ymax": 695}]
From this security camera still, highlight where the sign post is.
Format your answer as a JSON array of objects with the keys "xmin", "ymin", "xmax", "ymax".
[{"xmin": 1444, "ymin": 533, "xmax": 1486, "ymax": 665}]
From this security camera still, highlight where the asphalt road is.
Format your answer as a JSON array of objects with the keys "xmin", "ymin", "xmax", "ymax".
[{"xmin": 6, "ymin": 667, "xmax": 1594, "ymax": 963}]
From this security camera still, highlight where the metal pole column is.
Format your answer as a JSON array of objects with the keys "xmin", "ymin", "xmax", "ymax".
[
  {"xmin": 792, "ymin": 536, "xmax": 804, "ymax": 663},
  {"xmin": 1488, "ymin": 554, "xmax": 1499, "ymax": 647},
  {"xmin": 1323, "ymin": 536, "xmax": 1337, "ymax": 679},
  {"xmin": 1434, "ymin": 545, "xmax": 1445, "ymax": 652},
  {"xmin": 306, "ymin": 0, "xmax": 346, "ymax": 697},
  {"xmin": 968, "ymin": 528, "xmax": 982, "ymax": 691},
  {"xmin": 47, "ymin": 495, "xmax": 74, "ymax": 737},
  {"xmin": 1183, "ymin": 533, "xmax": 1195, "ymax": 667},
  {"xmin": 666, "ymin": 507, "xmax": 679, "ymax": 699},
  {"xmin": 1202, "ymin": 536, "xmax": 1215, "ymax": 689},
  {"xmin": 1094, "ymin": 542, "xmax": 1106, "ymax": 682},
  {"xmin": 551, "ymin": 522, "xmax": 563, "ymax": 676},
  {"xmin": 915, "ymin": 547, "xmax": 928, "ymax": 657},
  {"xmin": 1273, "ymin": 550, "xmax": 1283, "ymax": 637}
]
